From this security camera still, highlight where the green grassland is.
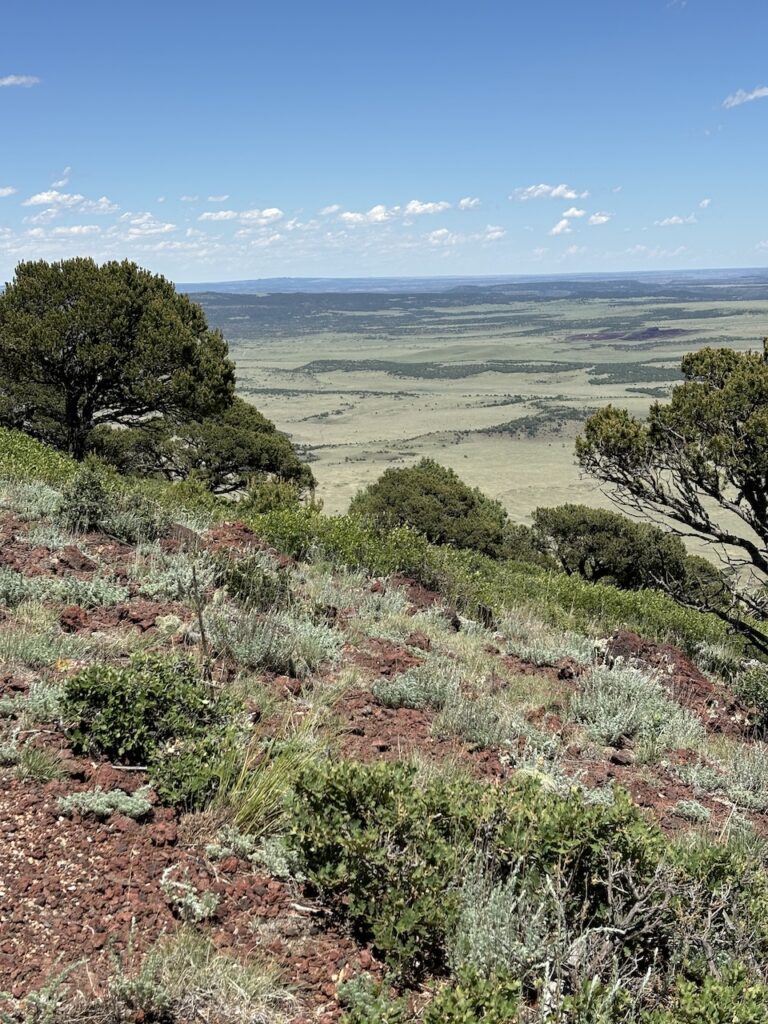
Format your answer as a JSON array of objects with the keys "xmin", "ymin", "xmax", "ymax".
[{"xmin": 198, "ymin": 291, "xmax": 768, "ymax": 516}]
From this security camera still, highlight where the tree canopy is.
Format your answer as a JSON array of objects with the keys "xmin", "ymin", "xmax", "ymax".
[
  {"xmin": 0, "ymin": 258, "xmax": 235, "ymax": 458},
  {"xmin": 0, "ymin": 258, "xmax": 313, "ymax": 493},
  {"xmin": 577, "ymin": 345, "xmax": 768, "ymax": 651},
  {"xmin": 349, "ymin": 458, "xmax": 514, "ymax": 558}
]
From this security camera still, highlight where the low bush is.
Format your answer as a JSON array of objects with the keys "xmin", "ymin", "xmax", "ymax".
[
  {"xmin": 62, "ymin": 654, "xmax": 239, "ymax": 808},
  {"xmin": 571, "ymin": 661, "xmax": 703, "ymax": 758},
  {"xmin": 287, "ymin": 760, "xmax": 666, "ymax": 983},
  {"xmin": 338, "ymin": 973, "xmax": 408, "ymax": 1024},
  {"xmin": 422, "ymin": 969, "xmax": 521, "ymax": 1024},
  {"xmin": 57, "ymin": 459, "xmax": 170, "ymax": 542},
  {"xmin": 206, "ymin": 606, "xmax": 342, "ymax": 677},
  {"xmin": 58, "ymin": 786, "xmax": 153, "ymax": 820},
  {"xmin": 372, "ymin": 657, "xmax": 462, "ymax": 711},
  {"xmin": 644, "ymin": 964, "xmax": 768, "ymax": 1024},
  {"xmin": 220, "ymin": 551, "xmax": 293, "ymax": 611}
]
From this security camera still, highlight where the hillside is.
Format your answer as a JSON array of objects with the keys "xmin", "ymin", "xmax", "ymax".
[{"xmin": 1, "ymin": 430, "xmax": 768, "ymax": 1022}]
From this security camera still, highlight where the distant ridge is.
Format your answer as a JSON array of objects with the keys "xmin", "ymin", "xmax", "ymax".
[{"xmin": 180, "ymin": 268, "xmax": 768, "ymax": 296}]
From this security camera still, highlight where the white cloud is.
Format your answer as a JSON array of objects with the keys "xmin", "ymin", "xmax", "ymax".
[
  {"xmin": 699, "ymin": 197, "xmax": 712, "ymax": 208},
  {"xmin": 723, "ymin": 86, "xmax": 768, "ymax": 109},
  {"xmin": 589, "ymin": 211, "xmax": 611, "ymax": 225},
  {"xmin": 655, "ymin": 214, "xmax": 697, "ymax": 226},
  {"xmin": 482, "ymin": 224, "xmax": 506, "ymax": 241},
  {"xmin": 121, "ymin": 212, "xmax": 176, "ymax": 236},
  {"xmin": 80, "ymin": 195, "xmax": 119, "ymax": 214},
  {"xmin": 562, "ymin": 207, "xmax": 586, "ymax": 218},
  {"xmin": 549, "ymin": 218, "xmax": 572, "ymax": 236},
  {"xmin": 365, "ymin": 204, "xmax": 393, "ymax": 223},
  {"xmin": 180, "ymin": 195, "xmax": 199, "ymax": 202},
  {"xmin": 51, "ymin": 166, "xmax": 72, "ymax": 188},
  {"xmin": 0, "ymin": 186, "xmax": 16, "ymax": 198},
  {"xmin": 199, "ymin": 210, "xmax": 239, "ymax": 221},
  {"xmin": 404, "ymin": 199, "xmax": 451, "ymax": 216},
  {"xmin": 562, "ymin": 245, "xmax": 586, "ymax": 258},
  {"xmin": 458, "ymin": 196, "xmax": 480, "ymax": 210},
  {"xmin": 207, "ymin": 194, "xmax": 229, "ymax": 202},
  {"xmin": 757, "ymin": 240, "xmax": 768, "ymax": 251},
  {"xmin": 427, "ymin": 227, "xmax": 455, "ymax": 245},
  {"xmin": 22, "ymin": 189, "xmax": 84, "ymax": 208},
  {"xmin": 24, "ymin": 208, "xmax": 58, "ymax": 224},
  {"xmin": 0, "ymin": 75, "xmax": 40, "ymax": 87},
  {"xmin": 340, "ymin": 204, "xmax": 395, "ymax": 224},
  {"xmin": 611, "ymin": 185, "xmax": 623, "ymax": 193},
  {"xmin": 512, "ymin": 183, "xmax": 589, "ymax": 201},
  {"xmin": 320, "ymin": 204, "xmax": 341, "ymax": 215},
  {"xmin": 239, "ymin": 207, "xmax": 284, "ymax": 225},
  {"xmin": 52, "ymin": 225, "xmax": 100, "ymax": 236}
]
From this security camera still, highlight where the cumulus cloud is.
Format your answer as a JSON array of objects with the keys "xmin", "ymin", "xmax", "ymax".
[
  {"xmin": 589, "ymin": 212, "xmax": 611, "ymax": 225},
  {"xmin": 549, "ymin": 218, "xmax": 572, "ymax": 236},
  {"xmin": 458, "ymin": 196, "xmax": 480, "ymax": 210},
  {"xmin": 699, "ymin": 197, "xmax": 712, "ymax": 208},
  {"xmin": 723, "ymin": 86, "xmax": 768, "ymax": 109},
  {"xmin": 199, "ymin": 210, "xmax": 239, "ymax": 221},
  {"xmin": 52, "ymin": 225, "xmax": 100, "ymax": 236},
  {"xmin": 0, "ymin": 75, "xmax": 40, "ymax": 87},
  {"xmin": 239, "ymin": 207, "xmax": 284, "ymax": 225},
  {"xmin": 337, "ymin": 199, "xmax": 451, "ymax": 224},
  {"xmin": 0, "ymin": 186, "xmax": 16, "ymax": 198},
  {"xmin": 80, "ymin": 196, "xmax": 119, "ymax": 214},
  {"xmin": 482, "ymin": 224, "xmax": 506, "ymax": 241},
  {"xmin": 320, "ymin": 204, "xmax": 341, "ymax": 215},
  {"xmin": 207, "ymin": 194, "xmax": 229, "ymax": 202},
  {"xmin": 562, "ymin": 207, "xmax": 586, "ymax": 218},
  {"xmin": 120, "ymin": 212, "xmax": 176, "ymax": 236},
  {"xmin": 512, "ymin": 183, "xmax": 589, "ymax": 201},
  {"xmin": 655, "ymin": 214, "xmax": 697, "ymax": 226},
  {"xmin": 23, "ymin": 189, "xmax": 84, "ymax": 208},
  {"xmin": 180, "ymin": 195, "xmax": 199, "ymax": 202},
  {"xmin": 404, "ymin": 199, "xmax": 451, "ymax": 216}
]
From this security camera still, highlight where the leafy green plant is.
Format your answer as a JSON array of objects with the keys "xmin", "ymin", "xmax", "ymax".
[
  {"xmin": 220, "ymin": 551, "xmax": 293, "ymax": 611},
  {"xmin": 643, "ymin": 965, "xmax": 768, "ymax": 1023},
  {"xmin": 423, "ymin": 968, "xmax": 520, "ymax": 1024},
  {"xmin": 62, "ymin": 654, "xmax": 238, "ymax": 808},
  {"xmin": 338, "ymin": 973, "xmax": 408, "ymax": 1024}
]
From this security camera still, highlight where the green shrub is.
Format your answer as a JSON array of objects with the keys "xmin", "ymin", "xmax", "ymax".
[
  {"xmin": 734, "ymin": 665, "xmax": 768, "ymax": 732},
  {"xmin": 338, "ymin": 973, "xmax": 408, "ymax": 1024},
  {"xmin": 58, "ymin": 458, "xmax": 110, "ymax": 532},
  {"xmin": 288, "ymin": 760, "xmax": 480, "ymax": 981},
  {"xmin": 644, "ymin": 965, "xmax": 768, "ymax": 1023},
  {"xmin": 62, "ymin": 654, "xmax": 239, "ymax": 808},
  {"xmin": 0, "ymin": 427, "xmax": 77, "ymax": 486},
  {"xmin": 57, "ymin": 459, "xmax": 170, "ymax": 542},
  {"xmin": 220, "ymin": 552, "xmax": 293, "ymax": 611},
  {"xmin": 349, "ymin": 458, "xmax": 512, "ymax": 558},
  {"xmin": 287, "ymin": 761, "xmax": 666, "ymax": 983},
  {"xmin": 423, "ymin": 968, "xmax": 520, "ymax": 1024}
]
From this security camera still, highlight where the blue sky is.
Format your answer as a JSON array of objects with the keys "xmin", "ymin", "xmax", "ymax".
[{"xmin": 1, "ymin": 0, "xmax": 766, "ymax": 282}]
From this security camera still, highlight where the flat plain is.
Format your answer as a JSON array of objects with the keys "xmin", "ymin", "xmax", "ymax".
[{"xmin": 196, "ymin": 278, "xmax": 768, "ymax": 519}]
